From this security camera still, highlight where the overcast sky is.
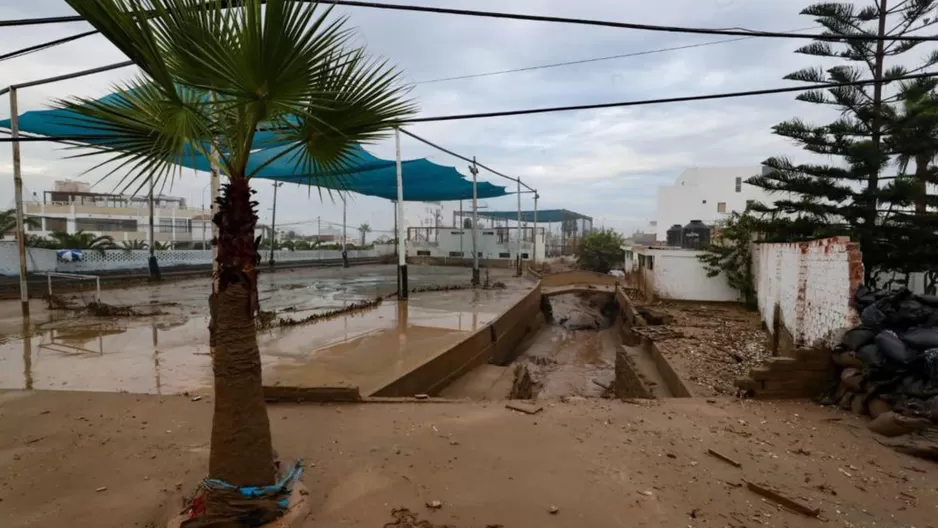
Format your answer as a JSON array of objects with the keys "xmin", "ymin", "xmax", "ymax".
[{"xmin": 0, "ymin": 0, "xmax": 858, "ymax": 237}]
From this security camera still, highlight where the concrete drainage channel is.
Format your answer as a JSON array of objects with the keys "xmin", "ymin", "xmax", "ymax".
[{"xmin": 264, "ymin": 271, "xmax": 692, "ymax": 405}]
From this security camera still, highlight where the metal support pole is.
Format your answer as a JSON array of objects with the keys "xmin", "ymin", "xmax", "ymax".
[
  {"xmin": 209, "ymin": 92, "xmax": 220, "ymax": 285},
  {"xmin": 147, "ymin": 176, "xmax": 161, "ymax": 281},
  {"xmin": 342, "ymin": 195, "xmax": 349, "ymax": 268},
  {"xmin": 533, "ymin": 191, "xmax": 539, "ymax": 266},
  {"xmin": 470, "ymin": 158, "xmax": 480, "ymax": 285},
  {"xmin": 395, "ymin": 128, "xmax": 408, "ymax": 299},
  {"xmin": 268, "ymin": 181, "xmax": 281, "ymax": 268},
  {"xmin": 516, "ymin": 179, "xmax": 522, "ymax": 277},
  {"xmin": 9, "ymin": 87, "xmax": 29, "ymax": 315}
]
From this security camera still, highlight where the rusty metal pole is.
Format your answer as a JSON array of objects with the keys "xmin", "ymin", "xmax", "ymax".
[{"xmin": 9, "ymin": 87, "xmax": 29, "ymax": 315}]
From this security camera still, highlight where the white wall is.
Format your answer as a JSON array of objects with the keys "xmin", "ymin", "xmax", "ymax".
[
  {"xmin": 407, "ymin": 228, "xmax": 546, "ymax": 261},
  {"xmin": 633, "ymin": 247, "xmax": 740, "ymax": 302},
  {"xmin": 655, "ymin": 166, "xmax": 773, "ymax": 242},
  {"xmin": 753, "ymin": 236, "xmax": 862, "ymax": 348}
]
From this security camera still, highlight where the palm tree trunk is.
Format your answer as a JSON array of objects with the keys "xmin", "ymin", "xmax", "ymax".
[
  {"xmin": 915, "ymin": 154, "xmax": 930, "ymax": 215},
  {"xmin": 207, "ymin": 177, "xmax": 275, "ymax": 490}
]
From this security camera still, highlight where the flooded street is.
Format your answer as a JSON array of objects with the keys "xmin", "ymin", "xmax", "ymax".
[{"xmin": 0, "ymin": 265, "xmax": 529, "ymax": 396}]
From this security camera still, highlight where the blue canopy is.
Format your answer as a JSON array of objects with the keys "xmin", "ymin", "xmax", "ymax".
[
  {"xmin": 0, "ymin": 100, "xmax": 508, "ymax": 202},
  {"xmin": 475, "ymin": 209, "xmax": 591, "ymax": 223}
]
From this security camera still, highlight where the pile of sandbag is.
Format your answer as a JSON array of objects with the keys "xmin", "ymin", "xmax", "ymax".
[{"xmin": 830, "ymin": 286, "xmax": 938, "ymax": 436}]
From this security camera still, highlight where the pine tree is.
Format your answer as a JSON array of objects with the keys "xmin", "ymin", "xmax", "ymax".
[{"xmin": 748, "ymin": 0, "xmax": 938, "ymax": 281}]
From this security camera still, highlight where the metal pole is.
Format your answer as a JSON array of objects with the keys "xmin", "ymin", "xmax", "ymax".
[
  {"xmin": 516, "ymin": 179, "xmax": 522, "ymax": 276},
  {"xmin": 395, "ymin": 128, "xmax": 408, "ymax": 299},
  {"xmin": 147, "ymin": 176, "xmax": 161, "ymax": 281},
  {"xmin": 209, "ymin": 93, "xmax": 220, "ymax": 283},
  {"xmin": 9, "ymin": 87, "xmax": 29, "ymax": 315},
  {"xmin": 470, "ymin": 157, "xmax": 480, "ymax": 285},
  {"xmin": 268, "ymin": 181, "xmax": 280, "ymax": 268},
  {"xmin": 342, "ymin": 194, "xmax": 349, "ymax": 268},
  {"xmin": 533, "ymin": 191, "xmax": 539, "ymax": 266}
]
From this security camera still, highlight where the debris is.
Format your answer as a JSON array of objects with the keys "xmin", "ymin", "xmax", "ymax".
[
  {"xmin": 591, "ymin": 379, "xmax": 611, "ymax": 390},
  {"xmin": 745, "ymin": 481, "xmax": 820, "ymax": 518},
  {"xmin": 95, "ymin": 487, "xmax": 107, "ymax": 493},
  {"xmin": 190, "ymin": 396, "xmax": 202, "ymax": 402},
  {"xmin": 505, "ymin": 402, "xmax": 543, "ymax": 415},
  {"xmin": 706, "ymin": 448, "xmax": 742, "ymax": 468},
  {"xmin": 425, "ymin": 500, "xmax": 443, "ymax": 510},
  {"xmin": 24, "ymin": 436, "xmax": 44, "ymax": 445},
  {"xmin": 415, "ymin": 394, "xmax": 429, "ymax": 400},
  {"xmin": 548, "ymin": 505, "xmax": 559, "ymax": 515}
]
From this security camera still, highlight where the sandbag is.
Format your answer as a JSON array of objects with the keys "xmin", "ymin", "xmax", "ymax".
[
  {"xmin": 840, "ymin": 368, "xmax": 864, "ymax": 392},
  {"xmin": 867, "ymin": 411, "xmax": 933, "ymax": 437},
  {"xmin": 832, "ymin": 350, "xmax": 865, "ymax": 369},
  {"xmin": 842, "ymin": 327, "xmax": 876, "ymax": 351},
  {"xmin": 916, "ymin": 294, "xmax": 938, "ymax": 308},
  {"xmin": 854, "ymin": 285, "xmax": 877, "ymax": 308},
  {"xmin": 856, "ymin": 343, "xmax": 884, "ymax": 367},
  {"xmin": 892, "ymin": 299, "xmax": 933, "ymax": 328},
  {"xmin": 901, "ymin": 328, "xmax": 938, "ymax": 350},
  {"xmin": 850, "ymin": 394, "xmax": 866, "ymax": 416},
  {"xmin": 925, "ymin": 349, "xmax": 938, "ymax": 379},
  {"xmin": 861, "ymin": 303, "xmax": 888, "ymax": 327},
  {"xmin": 875, "ymin": 330, "xmax": 915, "ymax": 364},
  {"xmin": 868, "ymin": 397, "xmax": 892, "ymax": 419}
]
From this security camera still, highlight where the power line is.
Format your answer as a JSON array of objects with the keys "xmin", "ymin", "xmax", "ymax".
[
  {"xmin": 1, "ymin": 1, "xmax": 936, "ymax": 42},
  {"xmin": 413, "ymin": 27, "xmax": 821, "ymax": 85},
  {"xmin": 3, "ymin": 71, "xmax": 936, "ymax": 140},
  {"xmin": 402, "ymin": 71, "xmax": 938, "ymax": 123},
  {"xmin": 0, "ymin": 31, "xmax": 98, "ymax": 63}
]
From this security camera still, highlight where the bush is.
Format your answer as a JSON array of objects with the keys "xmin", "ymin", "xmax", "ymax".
[{"xmin": 575, "ymin": 229, "xmax": 625, "ymax": 273}]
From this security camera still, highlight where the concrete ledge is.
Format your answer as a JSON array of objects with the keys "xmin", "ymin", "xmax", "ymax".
[
  {"xmin": 539, "ymin": 270, "xmax": 619, "ymax": 288},
  {"xmin": 263, "ymin": 386, "xmax": 362, "ymax": 403},
  {"xmin": 644, "ymin": 339, "xmax": 694, "ymax": 398},
  {"xmin": 371, "ymin": 284, "xmax": 543, "ymax": 397}
]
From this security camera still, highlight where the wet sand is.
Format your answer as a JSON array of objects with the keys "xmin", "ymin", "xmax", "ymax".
[
  {"xmin": 2, "ymin": 390, "xmax": 934, "ymax": 528},
  {"xmin": 0, "ymin": 265, "xmax": 529, "ymax": 396}
]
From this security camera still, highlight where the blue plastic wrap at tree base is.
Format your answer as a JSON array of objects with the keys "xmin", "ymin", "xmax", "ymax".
[
  {"xmin": 0, "ymin": 99, "xmax": 510, "ymax": 202},
  {"xmin": 183, "ymin": 459, "xmax": 304, "ymax": 527}
]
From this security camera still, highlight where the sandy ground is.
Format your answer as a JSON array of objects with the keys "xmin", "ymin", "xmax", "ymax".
[{"xmin": 1, "ymin": 390, "xmax": 935, "ymax": 528}]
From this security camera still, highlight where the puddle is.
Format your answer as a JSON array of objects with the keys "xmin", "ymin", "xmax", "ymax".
[{"xmin": 0, "ymin": 265, "xmax": 527, "ymax": 396}]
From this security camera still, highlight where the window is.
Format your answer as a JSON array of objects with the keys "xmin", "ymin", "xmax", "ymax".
[
  {"xmin": 735, "ymin": 177, "xmax": 742, "ymax": 192},
  {"xmin": 448, "ymin": 251, "xmax": 464, "ymax": 257},
  {"xmin": 717, "ymin": 202, "xmax": 727, "ymax": 213},
  {"xmin": 499, "ymin": 252, "xmax": 511, "ymax": 258},
  {"xmin": 521, "ymin": 253, "xmax": 529, "ymax": 259},
  {"xmin": 417, "ymin": 250, "xmax": 431, "ymax": 256},
  {"xmin": 75, "ymin": 218, "xmax": 138, "ymax": 232},
  {"xmin": 647, "ymin": 256, "xmax": 655, "ymax": 270}
]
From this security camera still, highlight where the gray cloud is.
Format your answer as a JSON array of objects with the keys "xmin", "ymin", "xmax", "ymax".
[{"xmin": 0, "ymin": 0, "xmax": 877, "ymax": 235}]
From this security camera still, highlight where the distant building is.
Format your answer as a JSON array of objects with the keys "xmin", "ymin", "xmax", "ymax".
[
  {"xmin": 24, "ymin": 180, "xmax": 212, "ymax": 247},
  {"xmin": 653, "ymin": 166, "xmax": 774, "ymax": 242}
]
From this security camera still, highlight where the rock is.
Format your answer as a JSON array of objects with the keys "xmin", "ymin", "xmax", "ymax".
[
  {"xmin": 548, "ymin": 505, "xmax": 559, "ymax": 514},
  {"xmin": 425, "ymin": 500, "xmax": 442, "ymax": 510}
]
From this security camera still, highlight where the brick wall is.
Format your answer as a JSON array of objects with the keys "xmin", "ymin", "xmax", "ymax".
[{"xmin": 740, "ymin": 236, "xmax": 863, "ymax": 398}]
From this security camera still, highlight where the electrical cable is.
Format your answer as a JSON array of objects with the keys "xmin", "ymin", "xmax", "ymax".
[
  {"xmin": 413, "ymin": 28, "xmax": 820, "ymax": 85},
  {"xmin": 3, "ymin": 71, "xmax": 935, "ymax": 140},
  {"xmin": 0, "ymin": 31, "xmax": 98, "ymax": 63},
  {"xmin": 0, "ymin": 1, "xmax": 935, "ymax": 42}
]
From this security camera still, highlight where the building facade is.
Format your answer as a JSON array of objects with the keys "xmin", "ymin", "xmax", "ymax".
[
  {"xmin": 654, "ymin": 166, "xmax": 774, "ymax": 242},
  {"xmin": 24, "ymin": 180, "xmax": 212, "ymax": 247}
]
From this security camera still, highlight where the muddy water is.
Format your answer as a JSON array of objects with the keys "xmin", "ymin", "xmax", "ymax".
[{"xmin": 0, "ymin": 265, "xmax": 526, "ymax": 396}]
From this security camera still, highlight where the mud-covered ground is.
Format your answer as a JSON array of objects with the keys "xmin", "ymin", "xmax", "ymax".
[
  {"xmin": 2, "ymin": 390, "xmax": 935, "ymax": 528},
  {"xmin": 632, "ymin": 300, "xmax": 771, "ymax": 396}
]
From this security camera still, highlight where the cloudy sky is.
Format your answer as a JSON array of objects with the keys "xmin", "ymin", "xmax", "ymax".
[{"xmin": 0, "ymin": 0, "xmax": 857, "ymax": 237}]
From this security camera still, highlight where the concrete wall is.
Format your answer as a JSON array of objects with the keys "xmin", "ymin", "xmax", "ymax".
[
  {"xmin": 539, "ymin": 270, "xmax": 619, "ymax": 288},
  {"xmin": 627, "ymin": 246, "xmax": 739, "ymax": 302},
  {"xmin": 372, "ymin": 284, "xmax": 543, "ymax": 397},
  {"xmin": 754, "ymin": 236, "xmax": 863, "ymax": 352},
  {"xmin": 0, "ymin": 243, "xmax": 396, "ymax": 276},
  {"xmin": 407, "ymin": 228, "xmax": 546, "ymax": 262}
]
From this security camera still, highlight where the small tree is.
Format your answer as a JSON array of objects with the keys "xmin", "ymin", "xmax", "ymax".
[
  {"xmin": 358, "ymin": 222, "xmax": 372, "ymax": 245},
  {"xmin": 575, "ymin": 229, "xmax": 625, "ymax": 273},
  {"xmin": 698, "ymin": 209, "xmax": 758, "ymax": 308}
]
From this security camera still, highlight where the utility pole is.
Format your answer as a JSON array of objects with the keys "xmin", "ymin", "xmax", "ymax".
[
  {"xmin": 865, "ymin": 0, "xmax": 889, "ymax": 283},
  {"xmin": 342, "ymin": 194, "xmax": 349, "ymax": 268},
  {"xmin": 9, "ymin": 87, "xmax": 29, "ymax": 315},
  {"xmin": 148, "ymin": 175, "xmax": 161, "ymax": 282},
  {"xmin": 470, "ymin": 158, "xmax": 480, "ymax": 286},
  {"xmin": 395, "ymin": 128, "xmax": 408, "ymax": 298},
  {"xmin": 268, "ymin": 181, "xmax": 282, "ymax": 268},
  {"xmin": 516, "ymin": 179, "xmax": 522, "ymax": 277}
]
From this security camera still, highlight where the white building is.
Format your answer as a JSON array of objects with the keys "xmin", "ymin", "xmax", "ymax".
[
  {"xmin": 654, "ymin": 166, "xmax": 774, "ymax": 242},
  {"xmin": 406, "ymin": 226, "xmax": 546, "ymax": 262},
  {"xmin": 623, "ymin": 245, "xmax": 740, "ymax": 302},
  {"xmin": 23, "ymin": 180, "xmax": 213, "ymax": 247}
]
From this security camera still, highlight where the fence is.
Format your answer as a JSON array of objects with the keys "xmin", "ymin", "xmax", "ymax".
[{"xmin": 0, "ymin": 241, "xmax": 396, "ymax": 276}]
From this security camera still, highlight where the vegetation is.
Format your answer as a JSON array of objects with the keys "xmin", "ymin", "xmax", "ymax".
[
  {"xmin": 121, "ymin": 240, "xmax": 149, "ymax": 250},
  {"xmin": 358, "ymin": 222, "xmax": 372, "ymax": 245},
  {"xmin": 48, "ymin": 231, "xmax": 117, "ymax": 252},
  {"xmin": 575, "ymin": 229, "xmax": 625, "ymax": 274},
  {"xmin": 60, "ymin": 0, "xmax": 415, "ymax": 517},
  {"xmin": 747, "ymin": 0, "xmax": 938, "ymax": 286},
  {"xmin": 698, "ymin": 208, "xmax": 758, "ymax": 308},
  {"xmin": 0, "ymin": 209, "xmax": 40, "ymax": 239}
]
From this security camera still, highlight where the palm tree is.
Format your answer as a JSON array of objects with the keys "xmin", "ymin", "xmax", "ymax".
[
  {"xmin": 48, "ymin": 231, "xmax": 118, "ymax": 252},
  {"xmin": 0, "ymin": 209, "xmax": 40, "ymax": 239},
  {"xmin": 60, "ymin": 0, "xmax": 415, "ymax": 511},
  {"xmin": 890, "ymin": 77, "xmax": 938, "ymax": 215},
  {"xmin": 121, "ymin": 239, "xmax": 150, "ymax": 251},
  {"xmin": 358, "ymin": 222, "xmax": 372, "ymax": 246},
  {"xmin": 293, "ymin": 240, "xmax": 311, "ymax": 251}
]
